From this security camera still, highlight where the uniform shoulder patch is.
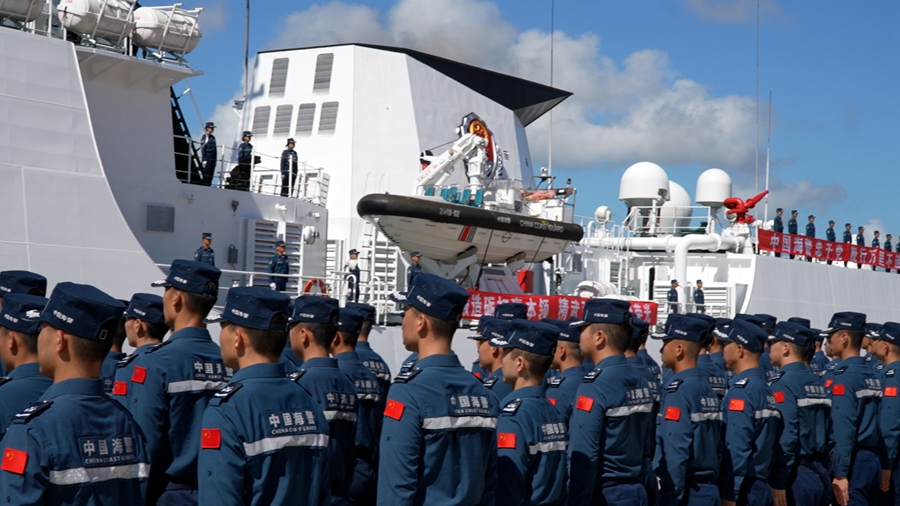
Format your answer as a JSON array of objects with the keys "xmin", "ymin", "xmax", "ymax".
[
  {"xmin": 289, "ymin": 370, "xmax": 307, "ymax": 382},
  {"xmin": 14, "ymin": 400, "xmax": 52, "ymax": 423},
  {"xmin": 548, "ymin": 376, "xmax": 565, "ymax": 387},
  {"xmin": 483, "ymin": 376, "xmax": 499, "ymax": 388},
  {"xmin": 887, "ymin": 369, "xmax": 897, "ymax": 378},
  {"xmin": 502, "ymin": 399, "xmax": 522, "ymax": 414},
  {"xmin": 117, "ymin": 354, "xmax": 138, "ymax": 368},
  {"xmin": 583, "ymin": 368, "xmax": 602, "ymax": 383},
  {"xmin": 394, "ymin": 369, "xmax": 422, "ymax": 384},
  {"xmin": 733, "ymin": 378, "xmax": 749, "ymax": 388},
  {"xmin": 498, "ymin": 433, "xmax": 517, "ymax": 449},
  {"xmin": 664, "ymin": 406, "xmax": 681, "ymax": 421},
  {"xmin": 770, "ymin": 371, "xmax": 784, "ymax": 383},
  {"xmin": 214, "ymin": 382, "xmax": 243, "ymax": 401},
  {"xmin": 147, "ymin": 341, "xmax": 172, "ymax": 353},
  {"xmin": 834, "ymin": 365, "xmax": 848, "ymax": 375},
  {"xmin": 666, "ymin": 379, "xmax": 683, "ymax": 392},
  {"xmin": 0, "ymin": 377, "xmax": 10, "ymax": 388}
]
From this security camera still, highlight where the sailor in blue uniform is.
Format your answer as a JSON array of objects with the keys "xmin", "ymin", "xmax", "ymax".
[
  {"xmin": 267, "ymin": 240, "xmax": 290, "ymax": 291},
  {"xmin": 100, "ymin": 311, "xmax": 127, "ymax": 395},
  {"xmin": 379, "ymin": 273, "xmax": 498, "ymax": 505},
  {"xmin": 773, "ymin": 208, "xmax": 784, "ymax": 257},
  {"xmin": 546, "ymin": 318, "xmax": 589, "ymax": 419},
  {"xmin": 483, "ymin": 318, "xmax": 515, "ymax": 407},
  {"xmin": 112, "ymin": 293, "xmax": 169, "ymax": 399},
  {"xmin": 199, "ymin": 286, "xmax": 330, "ymax": 505},
  {"xmin": 568, "ymin": 298, "xmax": 653, "ymax": 506},
  {"xmin": 822, "ymin": 311, "xmax": 881, "ymax": 505},
  {"xmin": 121, "ymin": 259, "xmax": 230, "ymax": 505},
  {"xmin": 871, "ymin": 322, "xmax": 900, "ymax": 504},
  {"xmin": 810, "ymin": 330, "xmax": 828, "ymax": 377},
  {"xmin": 468, "ymin": 315, "xmax": 495, "ymax": 379},
  {"xmin": 805, "ymin": 215, "xmax": 816, "ymax": 261},
  {"xmin": 287, "ymin": 296, "xmax": 359, "ymax": 502},
  {"xmin": 345, "ymin": 249, "xmax": 362, "ymax": 302},
  {"xmin": 652, "ymin": 315, "xmax": 723, "ymax": 506},
  {"xmin": 864, "ymin": 324, "xmax": 884, "ymax": 373},
  {"xmin": 767, "ymin": 322, "xmax": 832, "ymax": 506},
  {"xmin": 693, "ymin": 279, "xmax": 706, "ymax": 313},
  {"xmin": 886, "ymin": 234, "xmax": 894, "ymax": 273},
  {"xmin": 667, "ymin": 280, "xmax": 679, "ymax": 314},
  {"xmin": 857, "ymin": 226, "xmax": 866, "ymax": 269},
  {"xmin": 687, "ymin": 313, "xmax": 729, "ymax": 399},
  {"xmin": 492, "ymin": 320, "xmax": 567, "ymax": 506},
  {"xmin": 347, "ymin": 302, "xmax": 392, "ymax": 405},
  {"xmin": 194, "ymin": 232, "xmax": 215, "ymax": 266},
  {"xmin": 625, "ymin": 317, "xmax": 661, "ymax": 503},
  {"xmin": 844, "ymin": 223, "xmax": 854, "ymax": 267},
  {"xmin": 788, "ymin": 210, "xmax": 799, "ymax": 258},
  {"xmin": 406, "ymin": 251, "xmax": 422, "ymax": 288},
  {"xmin": 232, "ymin": 131, "xmax": 254, "ymax": 190},
  {"xmin": 0, "ymin": 282, "xmax": 149, "ymax": 504},
  {"xmin": 280, "ymin": 138, "xmax": 299, "ymax": 197},
  {"xmin": 718, "ymin": 318, "xmax": 782, "ymax": 506},
  {"xmin": 827, "ymin": 220, "xmax": 837, "ymax": 264},
  {"xmin": 333, "ymin": 308, "xmax": 382, "ymax": 505},
  {"xmin": 872, "ymin": 231, "xmax": 881, "ymax": 271},
  {"xmin": 0, "ymin": 294, "xmax": 52, "ymax": 438},
  {"xmin": 495, "ymin": 302, "xmax": 528, "ymax": 320},
  {"xmin": 0, "ymin": 269, "xmax": 47, "ymax": 303},
  {"xmin": 199, "ymin": 121, "xmax": 217, "ymax": 186},
  {"xmin": 735, "ymin": 313, "xmax": 778, "ymax": 383}
]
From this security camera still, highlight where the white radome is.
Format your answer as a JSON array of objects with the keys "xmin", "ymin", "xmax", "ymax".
[
  {"xmin": 695, "ymin": 168, "xmax": 733, "ymax": 209},
  {"xmin": 619, "ymin": 161, "xmax": 669, "ymax": 207}
]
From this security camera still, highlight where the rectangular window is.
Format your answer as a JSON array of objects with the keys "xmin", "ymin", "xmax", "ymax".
[
  {"xmin": 318, "ymin": 101, "xmax": 339, "ymax": 134},
  {"xmin": 312, "ymin": 53, "xmax": 334, "ymax": 93},
  {"xmin": 295, "ymin": 103, "xmax": 316, "ymax": 137},
  {"xmin": 269, "ymin": 58, "xmax": 290, "ymax": 97},
  {"xmin": 251, "ymin": 106, "xmax": 270, "ymax": 137},
  {"xmin": 273, "ymin": 105, "xmax": 293, "ymax": 135}
]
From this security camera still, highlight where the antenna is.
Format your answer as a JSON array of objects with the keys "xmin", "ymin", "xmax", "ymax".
[
  {"xmin": 764, "ymin": 90, "xmax": 772, "ymax": 224},
  {"xmin": 754, "ymin": 0, "xmax": 760, "ymax": 194},
  {"xmin": 548, "ymin": 0, "xmax": 555, "ymax": 175},
  {"xmin": 243, "ymin": 0, "xmax": 250, "ymax": 102}
]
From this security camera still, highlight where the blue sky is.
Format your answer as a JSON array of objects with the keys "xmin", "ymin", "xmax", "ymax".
[{"xmin": 183, "ymin": 0, "xmax": 899, "ymax": 238}]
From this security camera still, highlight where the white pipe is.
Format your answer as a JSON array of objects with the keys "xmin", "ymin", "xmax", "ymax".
[
  {"xmin": 584, "ymin": 235, "xmax": 681, "ymax": 251},
  {"xmin": 674, "ymin": 234, "xmax": 743, "ymax": 302}
]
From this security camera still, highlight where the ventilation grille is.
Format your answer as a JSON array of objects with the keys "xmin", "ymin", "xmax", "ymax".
[
  {"xmin": 251, "ymin": 106, "xmax": 270, "ymax": 137},
  {"xmin": 295, "ymin": 103, "xmax": 316, "ymax": 137},
  {"xmin": 269, "ymin": 58, "xmax": 289, "ymax": 97},
  {"xmin": 318, "ymin": 101, "xmax": 339, "ymax": 134},
  {"xmin": 273, "ymin": 105, "xmax": 293, "ymax": 136},
  {"xmin": 312, "ymin": 53, "xmax": 334, "ymax": 93}
]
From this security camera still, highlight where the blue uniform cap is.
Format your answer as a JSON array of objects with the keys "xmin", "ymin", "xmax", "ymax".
[
  {"xmin": 0, "ymin": 270, "xmax": 47, "ymax": 297},
  {"xmin": 719, "ymin": 318, "xmax": 767, "ymax": 353},
  {"xmin": 28, "ymin": 282, "xmax": 125, "ymax": 340},
  {"xmin": 811, "ymin": 328, "xmax": 824, "ymax": 341},
  {"xmin": 651, "ymin": 314, "xmax": 709, "ymax": 342},
  {"xmin": 734, "ymin": 313, "xmax": 766, "ymax": 329},
  {"xmin": 684, "ymin": 313, "xmax": 716, "ymax": 332},
  {"xmin": 410, "ymin": 251, "xmax": 421, "ymax": 258},
  {"xmin": 202, "ymin": 232, "xmax": 213, "ymax": 239},
  {"xmin": 348, "ymin": 249, "xmax": 360, "ymax": 255},
  {"xmin": 866, "ymin": 323, "xmax": 883, "ymax": 339},
  {"xmin": 776, "ymin": 207, "xmax": 783, "ymax": 212},
  {"xmin": 569, "ymin": 298, "xmax": 632, "ymax": 328},
  {"xmin": 274, "ymin": 240, "xmax": 285, "ymax": 247},
  {"xmin": 151, "ymin": 259, "xmax": 221, "ymax": 295},
  {"xmin": 205, "ymin": 121, "xmax": 215, "ymax": 128},
  {"xmin": 345, "ymin": 302, "xmax": 376, "ymax": 323},
  {"xmin": 809, "ymin": 215, "xmax": 815, "ymax": 220},
  {"xmin": 337, "ymin": 308, "xmax": 366, "ymax": 335},
  {"xmin": 631, "ymin": 317, "xmax": 649, "ymax": 341},
  {"xmin": 0, "ymin": 293, "xmax": 48, "ymax": 334},
  {"xmin": 494, "ymin": 302, "xmax": 527, "ymax": 320},
  {"xmin": 877, "ymin": 322, "xmax": 900, "ymax": 345},
  {"xmin": 542, "ymin": 317, "xmax": 581, "ymax": 343},
  {"xmin": 287, "ymin": 138, "xmax": 295, "ymax": 144},
  {"xmin": 771, "ymin": 321, "xmax": 816, "ymax": 347},
  {"xmin": 124, "ymin": 293, "xmax": 165, "ymax": 325},
  {"xmin": 242, "ymin": 130, "xmax": 252, "ymax": 137},
  {"xmin": 489, "ymin": 320, "xmax": 558, "ymax": 356},
  {"xmin": 753, "ymin": 313, "xmax": 777, "ymax": 331},
  {"xmin": 468, "ymin": 315, "xmax": 495, "ymax": 340},
  {"xmin": 204, "ymin": 286, "xmax": 290, "ymax": 330},
  {"xmin": 786, "ymin": 317, "xmax": 811, "ymax": 329},
  {"xmin": 289, "ymin": 296, "xmax": 339, "ymax": 324},
  {"xmin": 713, "ymin": 318, "xmax": 732, "ymax": 339},
  {"xmin": 389, "ymin": 273, "xmax": 469, "ymax": 321},
  {"xmin": 821, "ymin": 311, "xmax": 867, "ymax": 335},
  {"xmin": 483, "ymin": 318, "xmax": 512, "ymax": 344}
]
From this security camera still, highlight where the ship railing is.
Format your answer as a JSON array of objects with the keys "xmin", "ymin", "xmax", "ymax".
[{"xmin": 622, "ymin": 206, "xmax": 714, "ymax": 237}]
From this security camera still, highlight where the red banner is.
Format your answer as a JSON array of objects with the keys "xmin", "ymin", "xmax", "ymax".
[
  {"xmin": 462, "ymin": 290, "xmax": 658, "ymax": 325},
  {"xmin": 758, "ymin": 229, "xmax": 900, "ymax": 268}
]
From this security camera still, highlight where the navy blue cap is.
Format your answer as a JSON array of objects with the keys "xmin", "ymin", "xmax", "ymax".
[
  {"xmin": 0, "ymin": 270, "xmax": 47, "ymax": 297},
  {"xmin": 651, "ymin": 314, "xmax": 709, "ymax": 342},
  {"xmin": 30, "ymin": 282, "xmax": 125, "ymax": 340},
  {"xmin": 151, "ymin": 259, "xmax": 220, "ymax": 295},
  {"xmin": 204, "ymin": 287, "xmax": 290, "ymax": 330},
  {"xmin": 348, "ymin": 249, "xmax": 360, "ymax": 255},
  {"xmin": 713, "ymin": 318, "xmax": 732, "ymax": 339},
  {"xmin": 822, "ymin": 311, "xmax": 867, "ymax": 334},
  {"xmin": 720, "ymin": 318, "xmax": 767, "ymax": 353},
  {"xmin": 631, "ymin": 317, "xmax": 649, "ymax": 341},
  {"xmin": 866, "ymin": 323, "xmax": 883, "ymax": 339},
  {"xmin": 389, "ymin": 273, "xmax": 469, "ymax": 321},
  {"xmin": 791, "ymin": 210, "xmax": 798, "ymax": 214},
  {"xmin": 0, "ymin": 294, "xmax": 48, "ymax": 334},
  {"xmin": 202, "ymin": 232, "xmax": 212, "ymax": 239},
  {"xmin": 469, "ymin": 315, "xmax": 497, "ymax": 340},
  {"xmin": 124, "ymin": 293, "xmax": 165, "ymax": 325},
  {"xmin": 771, "ymin": 321, "xmax": 816, "ymax": 346},
  {"xmin": 776, "ymin": 208, "xmax": 783, "ymax": 212},
  {"xmin": 543, "ymin": 317, "xmax": 581, "ymax": 343},
  {"xmin": 409, "ymin": 251, "xmax": 421, "ymax": 257},
  {"xmin": 786, "ymin": 317, "xmax": 811, "ymax": 329},
  {"xmin": 489, "ymin": 320, "xmax": 558, "ymax": 356},
  {"xmin": 570, "ymin": 299, "xmax": 632, "ymax": 327},
  {"xmin": 242, "ymin": 130, "xmax": 252, "ymax": 137},
  {"xmin": 878, "ymin": 322, "xmax": 900, "ymax": 345},
  {"xmin": 754, "ymin": 314, "xmax": 777, "ymax": 331},
  {"xmin": 494, "ymin": 303, "xmax": 527, "ymax": 321},
  {"xmin": 684, "ymin": 313, "xmax": 716, "ymax": 333},
  {"xmin": 346, "ymin": 302, "xmax": 376, "ymax": 323},
  {"xmin": 483, "ymin": 318, "xmax": 511, "ymax": 343},
  {"xmin": 275, "ymin": 240, "xmax": 286, "ymax": 247},
  {"xmin": 734, "ymin": 313, "xmax": 766, "ymax": 330},
  {"xmin": 811, "ymin": 328, "xmax": 823, "ymax": 341},
  {"xmin": 808, "ymin": 215, "xmax": 815, "ymax": 220},
  {"xmin": 287, "ymin": 138, "xmax": 295, "ymax": 144},
  {"xmin": 337, "ymin": 308, "xmax": 365, "ymax": 335},
  {"xmin": 205, "ymin": 122, "xmax": 215, "ymax": 128},
  {"xmin": 289, "ymin": 296, "xmax": 339, "ymax": 325}
]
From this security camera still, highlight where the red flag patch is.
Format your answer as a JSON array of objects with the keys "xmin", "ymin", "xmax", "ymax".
[
  {"xmin": 131, "ymin": 366, "xmax": 147, "ymax": 384},
  {"xmin": 773, "ymin": 391, "xmax": 785, "ymax": 403},
  {"xmin": 201, "ymin": 429, "xmax": 221, "ymax": 449},
  {"xmin": 832, "ymin": 384, "xmax": 846, "ymax": 396},
  {"xmin": 728, "ymin": 398, "xmax": 745, "ymax": 411},
  {"xmin": 576, "ymin": 396, "xmax": 594, "ymax": 412},
  {"xmin": 548, "ymin": 397, "xmax": 557, "ymax": 406},
  {"xmin": 664, "ymin": 406, "xmax": 681, "ymax": 421},
  {"xmin": 1, "ymin": 448, "xmax": 27, "ymax": 474},
  {"xmin": 825, "ymin": 379, "xmax": 833, "ymax": 388},
  {"xmin": 498, "ymin": 433, "xmax": 517, "ymax": 449},
  {"xmin": 112, "ymin": 381, "xmax": 128, "ymax": 396},
  {"xmin": 886, "ymin": 387, "xmax": 898, "ymax": 397},
  {"xmin": 384, "ymin": 400, "xmax": 405, "ymax": 420},
  {"xmin": 473, "ymin": 372, "xmax": 482, "ymax": 379}
]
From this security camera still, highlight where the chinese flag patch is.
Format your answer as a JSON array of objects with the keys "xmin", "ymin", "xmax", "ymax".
[
  {"xmin": 498, "ymin": 433, "xmax": 517, "ymax": 449},
  {"xmin": 886, "ymin": 387, "xmax": 898, "ymax": 397},
  {"xmin": 576, "ymin": 396, "xmax": 594, "ymax": 412},
  {"xmin": 201, "ymin": 429, "xmax": 221, "ymax": 449},
  {"xmin": 131, "ymin": 366, "xmax": 147, "ymax": 384},
  {"xmin": 728, "ymin": 398, "xmax": 745, "ymax": 411},
  {"xmin": 473, "ymin": 372, "xmax": 482, "ymax": 379},
  {"xmin": 773, "ymin": 391, "xmax": 785, "ymax": 403},
  {"xmin": 832, "ymin": 385, "xmax": 845, "ymax": 396},
  {"xmin": 1, "ymin": 449, "xmax": 27, "ymax": 474},
  {"xmin": 112, "ymin": 381, "xmax": 128, "ymax": 396},
  {"xmin": 548, "ymin": 398, "xmax": 557, "ymax": 406},
  {"xmin": 664, "ymin": 406, "xmax": 681, "ymax": 421},
  {"xmin": 825, "ymin": 379, "xmax": 833, "ymax": 388},
  {"xmin": 384, "ymin": 400, "xmax": 405, "ymax": 420}
]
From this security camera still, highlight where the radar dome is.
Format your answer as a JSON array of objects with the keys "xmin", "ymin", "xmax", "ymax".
[
  {"xmin": 658, "ymin": 181, "xmax": 693, "ymax": 234},
  {"xmin": 619, "ymin": 162, "xmax": 669, "ymax": 207},
  {"xmin": 695, "ymin": 168, "xmax": 732, "ymax": 208},
  {"xmin": 594, "ymin": 206, "xmax": 612, "ymax": 222}
]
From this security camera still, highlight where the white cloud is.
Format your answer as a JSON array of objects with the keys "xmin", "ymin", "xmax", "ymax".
[
  {"xmin": 198, "ymin": 0, "xmax": 229, "ymax": 31},
  {"xmin": 268, "ymin": 2, "xmax": 391, "ymax": 49},
  {"xmin": 734, "ymin": 177, "xmax": 847, "ymax": 217}
]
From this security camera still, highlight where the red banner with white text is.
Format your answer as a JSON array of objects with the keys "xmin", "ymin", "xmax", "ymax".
[
  {"xmin": 758, "ymin": 229, "xmax": 900, "ymax": 268},
  {"xmin": 462, "ymin": 291, "xmax": 658, "ymax": 325}
]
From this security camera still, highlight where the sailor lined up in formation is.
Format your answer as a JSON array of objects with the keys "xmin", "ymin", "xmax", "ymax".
[{"xmin": 4, "ymin": 265, "xmax": 900, "ymax": 506}]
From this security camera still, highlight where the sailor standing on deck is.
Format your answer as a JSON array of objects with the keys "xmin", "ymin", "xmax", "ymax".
[
  {"xmin": 886, "ymin": 234, "xmax": 894, "ymax": 273},
  {"xmin": 194, "ymin": 232, "xmax": 215, "ymax": 266},
  {"xmin": 872, "ymin": 231, "xmax": 881, "ymax": 271},
  {"xmin": 827, "ymin": 220, "xmax": 836, "ymax": 264},
  {"xmin": 857, "ymin": 227, "xmax": 866, "ymax": 269},
  {"xmin": 345, "ymin": 249, "xmax": 361, "ymax": 302},
  {"xmin": 844, "ymin": 223, "xmax": 854, "ymax": 267},
  {"xmin": 774, "ymin": 208, "xmax": 784, "ymax": 257},
  {"xmin": 280, "ymin": 138, "xmax": 298, "ymax": 197},
  {"xmin": 788, "ymin": 210, "xmax": 799, "ymax": 258},
  {"xmin": 694, "ymin": 279, "xmax": 706, "ymax": 314},
  {"xmin": 267, "ymin": 240, "xmax": 290, "ymax": 291},
  {"xmin": 199, "ymin": 122, "xmax": 217, "ymax": 186},
  {"xmin": 806, "ymin": 215, "xmax": 816, "ymax": 262},
  {"xmin": 406, "ymin": 251, "xmax": 422, "ymax": 288},
  {"xmin": 232, "ymin": 131, "xmax": 254, "ymax": 191},
  {"xmin": 667, "ymin": 280, "xmax": 679, "ymax": 314}
]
